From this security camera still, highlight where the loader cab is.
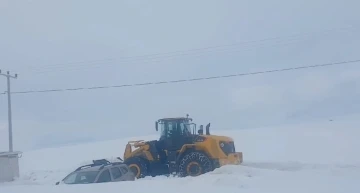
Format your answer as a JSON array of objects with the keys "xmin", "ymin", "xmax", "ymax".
[
  {"xmin": 156, "ymin": 117, "xmax": 195, "ymax": 139},
  {"xmin": 155, "ymin": 116, "xmax": 196, "ymax": 150}
]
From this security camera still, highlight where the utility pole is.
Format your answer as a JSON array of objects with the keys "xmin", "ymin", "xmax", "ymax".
[{"xmin": 0, "ymin": 70, "xmax": 17, "ymax": 152}]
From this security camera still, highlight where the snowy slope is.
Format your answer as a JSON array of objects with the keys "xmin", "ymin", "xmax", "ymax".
[{"xmin": 1, "ymin": 119, "xmax": 360, "ymax": 193}]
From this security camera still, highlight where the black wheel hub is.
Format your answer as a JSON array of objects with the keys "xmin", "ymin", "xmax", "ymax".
[
  {"xmin": 189, "ymin": 165, "xmax": 200, "ymax": 174},
  {"xmin": 188, "ymin": 163, "xmax": 202, "ymax": 176}
]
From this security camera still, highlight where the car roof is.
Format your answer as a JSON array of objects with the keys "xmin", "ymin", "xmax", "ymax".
[
  {"xmin": 77, "ymin": 165, "xmax": 103, "ymax": 172},
  {"xmin": 75, "ymin": 162, "xmax": 127, "ymax": 173}
]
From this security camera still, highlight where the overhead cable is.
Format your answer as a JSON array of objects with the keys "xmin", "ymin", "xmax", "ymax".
[{"xmin": 3, "ymin": 59, "xmax": 360, "ymax": 95}]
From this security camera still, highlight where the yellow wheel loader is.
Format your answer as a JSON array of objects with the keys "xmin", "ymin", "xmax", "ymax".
[{"xmin": 122, "ymin": 115, "xmax": 243, "ymax": 178}]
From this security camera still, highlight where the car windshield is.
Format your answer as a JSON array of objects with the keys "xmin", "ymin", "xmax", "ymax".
[{"xmin": 63, "ymin": 171, "xmax": 99, "ymax": 184}]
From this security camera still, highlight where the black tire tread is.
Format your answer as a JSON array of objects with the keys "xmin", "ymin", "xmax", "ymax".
[
  {"xmin": 125, "ymin": 157, "xmax": 149, "ymax": 178},
  {"xmin": 178, "ymin": 151, "xmax": 213, "ymax": 177}
]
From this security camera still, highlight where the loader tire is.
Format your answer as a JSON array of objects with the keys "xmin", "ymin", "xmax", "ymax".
[
  {"xmin": 178, "ymin": 151, "xmax": 213, "ymax": 177},
  {"xmin": 125, "ymin": 157, "xmax": 148, "ymax": 179}
]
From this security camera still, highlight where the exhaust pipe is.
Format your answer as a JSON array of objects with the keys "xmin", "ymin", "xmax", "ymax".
[{"xmin": 206, "ymin": 123, "xmax": 210, "ymax": 135}]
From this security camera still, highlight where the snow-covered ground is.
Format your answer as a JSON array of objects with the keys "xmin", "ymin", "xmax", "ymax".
[{"xmin": 1, "ymin": 118, "xmax": 360, "ymax": 193}]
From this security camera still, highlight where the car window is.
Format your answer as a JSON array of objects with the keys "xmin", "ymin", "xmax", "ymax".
[
  {"xmin": 63, "ymin": 173, "xmax": 76, "ymax": 184},
  {"xmin": 97, "ymin": 169, "xmax": 111, "ymax": 183},
  {"xmin": 111, "ymin": 167, "xmax": 122, "ymax": 179},
  {"xmin": 63, "ymin": 171, "xmax": 99, "ymax": 184},
  {"xmin": 120, "ymin": 166, "xmax": 128, "ymax": 174}
]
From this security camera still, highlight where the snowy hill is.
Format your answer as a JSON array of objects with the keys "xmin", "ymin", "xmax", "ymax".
[{"xmin": 1, "ymin": 118, "xmax": 360, "ymax": 193}]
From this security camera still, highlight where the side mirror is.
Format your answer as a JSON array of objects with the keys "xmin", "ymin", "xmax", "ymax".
[
  {"xmin": 198, "ymin": 125, "xmax": 203, "ymax": 135},
  {"xmin": 155, "ymin": 121, "xmax": 158, "ymax": 131},
  {"xmin": 55, "ymin": 181, "xmax": 60, "ymax": 185}
]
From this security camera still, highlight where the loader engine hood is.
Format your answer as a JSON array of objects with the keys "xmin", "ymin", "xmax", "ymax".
[
  {"xmin": 203, "ymin": 135, "xmax": 233, "ymax": 141},
  {"xmin": 194, "ymin": 134, "xmax": 234, "ymax": 142},
  {"xmin": 192, "ymin": 134, "xmax": 237, "ymax": 158}
]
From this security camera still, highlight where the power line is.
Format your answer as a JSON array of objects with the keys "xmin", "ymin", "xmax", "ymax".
[
  {"xmin": 3, "ymin": 59, "xmax": 360, "ymax": 95},
  {"xmin": 21, "ymin": 38, "xmax": 301, "ymax": 74},
  {"xmin": 34, "ymin": 38, "xmax": 305, "ymax": 74},
  {"xmin": 17, "ymin": 25, "xmax": 359, "ymax": 74}
]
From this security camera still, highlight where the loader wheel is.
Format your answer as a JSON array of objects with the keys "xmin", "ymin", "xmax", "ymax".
[
  {"xmin": 178, "ymin": 152, "xmax": 213, "ymax": 177},
  {"xmin": 125, "ymin": 158, "xmax": 148, "ymax": 179}
]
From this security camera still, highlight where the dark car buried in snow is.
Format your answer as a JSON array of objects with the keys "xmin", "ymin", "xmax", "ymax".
[{"xmin": 56, "ymin": 159, "xmax": 135, "ymax": 185}]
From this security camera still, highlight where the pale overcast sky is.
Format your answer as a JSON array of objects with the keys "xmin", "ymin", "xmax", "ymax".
[{"xmin": 1, "ymin": 0, "xmax": 360, "ymax": 151}]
